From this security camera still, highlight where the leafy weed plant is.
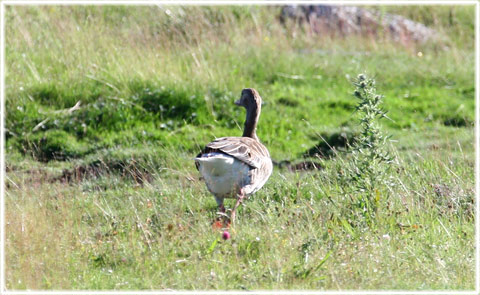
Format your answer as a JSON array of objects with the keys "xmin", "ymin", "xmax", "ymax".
[{"xmin": 341, "ymin": 74, "xmax": 394, "ymax": 223}]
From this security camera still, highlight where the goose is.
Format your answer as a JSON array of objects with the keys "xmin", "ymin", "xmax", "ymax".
[{"xmin": 195, "ymin": 88, "xmax": 273, "ymax": 225}]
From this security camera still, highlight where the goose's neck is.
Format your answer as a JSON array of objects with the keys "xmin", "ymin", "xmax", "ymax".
[{"xmin": 242, "ymin": 104, "xmax": 260, "ymax": 141}]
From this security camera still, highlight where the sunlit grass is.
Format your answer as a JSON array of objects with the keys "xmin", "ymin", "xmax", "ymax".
[{"xmin": 6, "ymin": 131, "xmax": 475, "ymax": 289}]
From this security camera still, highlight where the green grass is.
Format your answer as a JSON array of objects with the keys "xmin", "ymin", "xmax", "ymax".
[{"xmin": 5, "ymin": 5, "xmax": 475, "ymax": 290}]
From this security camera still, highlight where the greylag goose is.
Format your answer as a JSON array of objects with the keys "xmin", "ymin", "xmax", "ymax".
[{"xmin": 195, "ymin": 88, "xmax": 273, "ymax": 225}]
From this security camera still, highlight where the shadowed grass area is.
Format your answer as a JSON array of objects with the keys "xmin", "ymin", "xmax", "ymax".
[{"xmin": 5, "ymin": 5, "xmax": 475, "ymax": 290}]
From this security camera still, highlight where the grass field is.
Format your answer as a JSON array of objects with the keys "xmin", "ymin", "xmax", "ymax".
[{"xmin": 4, "ymin": 5, "xmax": 476, "ymax": 290}]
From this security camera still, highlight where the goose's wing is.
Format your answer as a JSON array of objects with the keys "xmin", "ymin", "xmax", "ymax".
[{"xmin": 199, "ymin": 137, "xmax": 270, "ymax": 169}]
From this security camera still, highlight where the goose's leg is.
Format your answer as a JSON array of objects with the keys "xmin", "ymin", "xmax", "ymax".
[
  {"xmin": 219, "ymin": 204, "xmax": 226, "ymax": 213},
  {"xmin": 215, "ymin": 197, "xmax": 227, "ymax": 221},
  {"xmin": 230, "ymin": 188, "xmax": 245, "ymax": 226}
]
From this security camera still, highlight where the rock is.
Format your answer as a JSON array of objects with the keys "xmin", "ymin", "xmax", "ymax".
[{"xmin": 280, "ymin": 5, "xmax": 441, "ymax": 46}]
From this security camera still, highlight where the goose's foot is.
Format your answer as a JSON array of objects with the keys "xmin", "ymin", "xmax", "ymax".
[
  {"xmin": 230, "ymin": 189, "xmax": 245, "ymax": 226},
  {"xmin": 224, "ymin": 218, "xmax": 231, "ymax": 228},
  {"xmin": 220, "ymin": 206, "xmax": 231, "ymax": 228},
  {"xmin": 213, "ymin": 204, "xmax": 229, "ymax": 229}
]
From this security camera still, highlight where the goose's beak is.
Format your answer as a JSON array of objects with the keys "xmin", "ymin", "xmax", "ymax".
[{"xmin": 234, "ymin": 99, "xmax": 242, "ymax": 106}]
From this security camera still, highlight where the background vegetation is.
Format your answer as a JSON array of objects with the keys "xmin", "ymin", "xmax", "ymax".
[{"xmin": 5, "ymin": 5, "xmax": 475, "ymax": 290}]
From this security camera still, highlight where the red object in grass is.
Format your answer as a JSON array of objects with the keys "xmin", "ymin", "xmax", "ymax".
[
  {"xmin": 212, "ymin": 220, "xmax": 223, "ymax": 230},
  {"xmin": 222, "ymin": 231, "xmax": 231, "ymax": 240}
]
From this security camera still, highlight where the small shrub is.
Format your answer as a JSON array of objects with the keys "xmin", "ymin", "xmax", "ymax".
[{"xmin": 342, "ymin": 74, "xmax": 394, "ymax": 221}]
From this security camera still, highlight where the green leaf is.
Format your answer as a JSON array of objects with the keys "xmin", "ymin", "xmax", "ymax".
[
  {"xmin": 313, "ymin": 251, "xmax": 332, "ymax": 272},
  {"xmin": 207, "ymin": 237, "xmax": 220, "ymax": 254}
]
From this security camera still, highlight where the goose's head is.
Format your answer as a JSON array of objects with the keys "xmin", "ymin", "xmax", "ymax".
[{"xmin": 235, "ymin": 88, "xmax": 262, "ymax": 110}]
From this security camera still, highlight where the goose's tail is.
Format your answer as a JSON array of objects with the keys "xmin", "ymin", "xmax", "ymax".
[{"xmin": 195, "ymin": 153, "xmax": 235, "ymax": 176}]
